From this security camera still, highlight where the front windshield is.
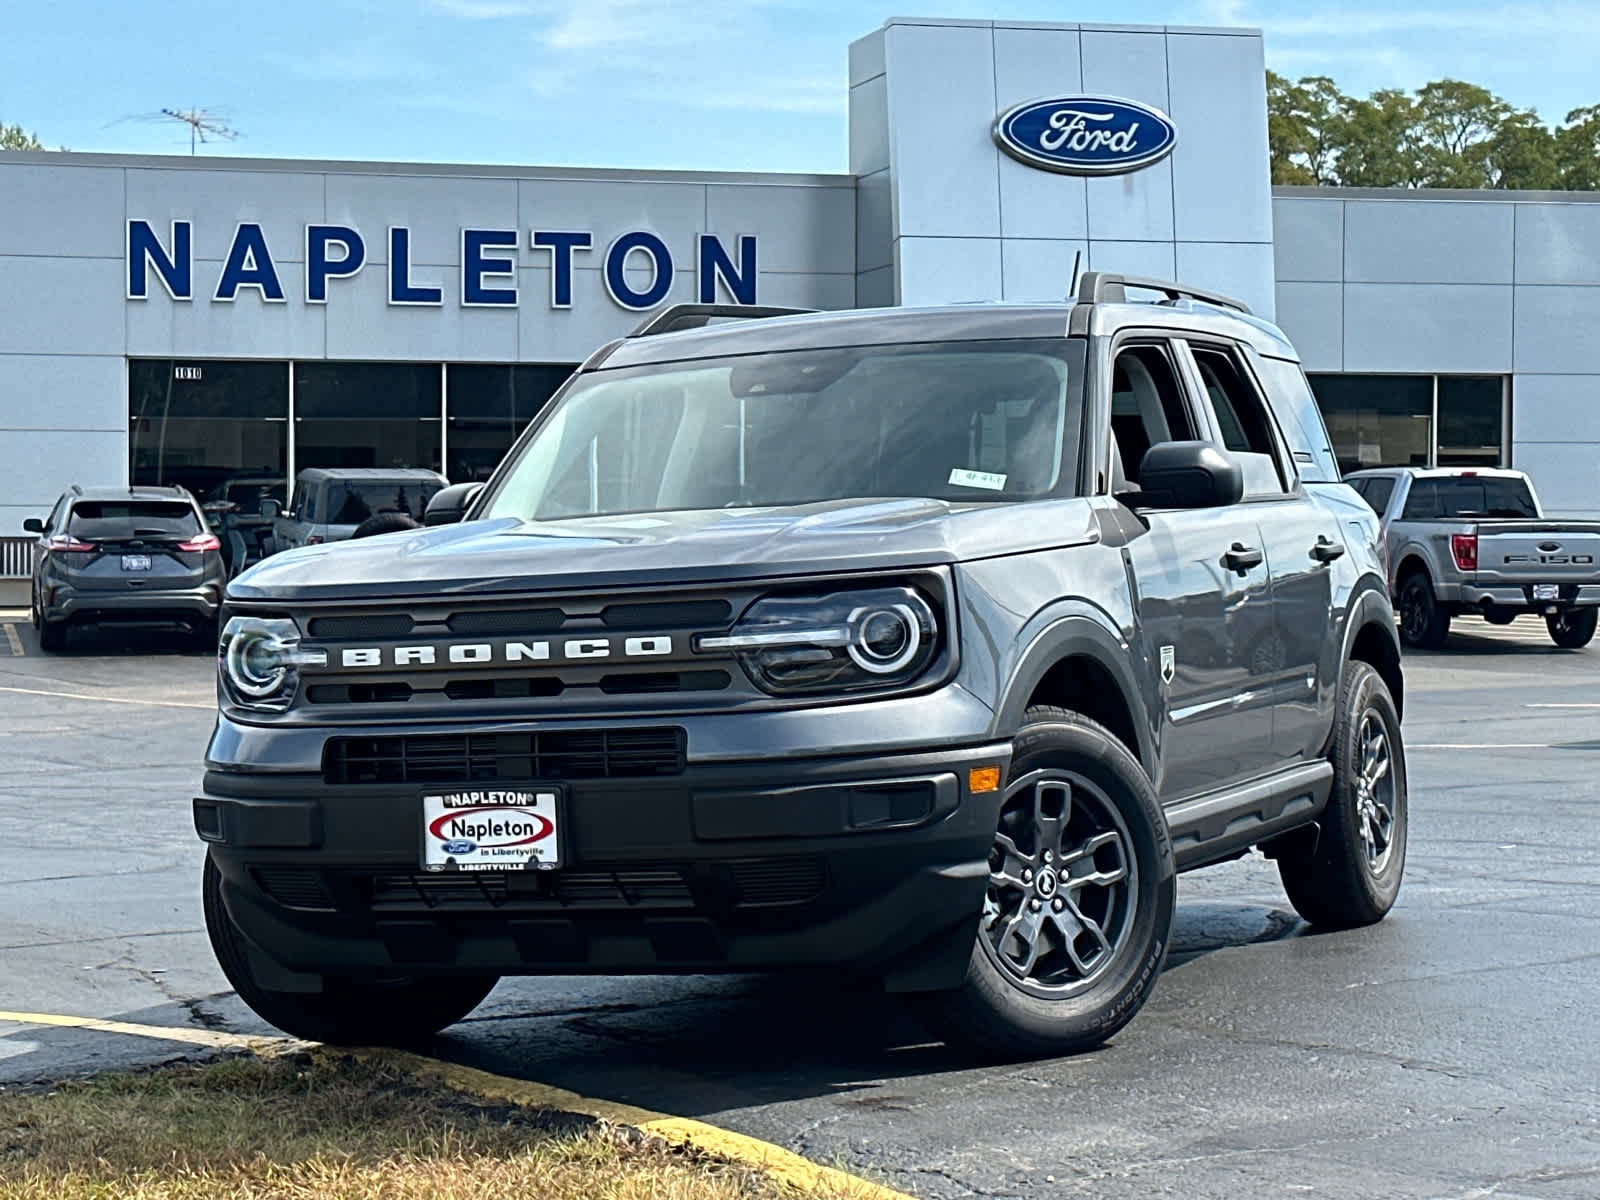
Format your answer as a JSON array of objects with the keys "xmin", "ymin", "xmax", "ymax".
[{"xmin": 482, "ymin": 339, "xmax": 1083, "ymax": 521}]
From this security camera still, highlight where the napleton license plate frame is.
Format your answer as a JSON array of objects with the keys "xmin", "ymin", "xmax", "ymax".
[
  {"xmin": 1533, "ymin": 583, "xmax": 1561, "ymax": 602},
  {"xmin": 121, "ymin": 554, "xmax": 152, "ymax": 572},
  {"xmin": 420, "ymin": 785, "xmax": 564, "ymax": 873}
]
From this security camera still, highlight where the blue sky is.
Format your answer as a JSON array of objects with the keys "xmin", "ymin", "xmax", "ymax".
[{"xmin": 4, "ymin": 0, "xmax": 1599, "ymax": 172}]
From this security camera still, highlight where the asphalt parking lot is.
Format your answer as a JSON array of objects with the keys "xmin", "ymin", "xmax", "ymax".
[{"xmin": 1, "ymin": 614, "xmax": 1597, "ymax": 1199}]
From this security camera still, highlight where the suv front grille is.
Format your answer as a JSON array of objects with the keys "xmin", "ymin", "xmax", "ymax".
[{"xmin": 323, "ymin": 727, "xmax": 687, "ymax": 785}]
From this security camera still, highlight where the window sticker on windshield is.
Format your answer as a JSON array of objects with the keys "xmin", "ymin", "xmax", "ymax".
[{"xmin": 948, "ymin": 468, "xmax": 1007, "ymax": 491}]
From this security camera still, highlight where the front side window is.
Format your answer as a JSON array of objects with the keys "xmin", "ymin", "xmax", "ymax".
[
  {"xmin": 482, "ymin": 340, "xmax": 1084, "ymax": 522},
  {"xmin": 1361, "ymin": 476, "xmax": 1397, "ymax": 517},
  {"xmin": 1189, "ymin": 344, "xmax": 1289, "ymax": 496}
]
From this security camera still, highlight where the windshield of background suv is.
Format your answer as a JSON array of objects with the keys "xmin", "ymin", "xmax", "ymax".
[
  {"xmin": 68, "ymin": 500, "xmax": 201, "ymax": 539},
  {"xmin": 482, "ymin": 339, "xmax": 1083, "ymax": 521},
  {"xmin": 1402, "ymin": 476, "xmax": 1538, "ymax": 520},
  {"xmin": 318, "ymin": 482, "xmax": 441, "ymax": 525}
]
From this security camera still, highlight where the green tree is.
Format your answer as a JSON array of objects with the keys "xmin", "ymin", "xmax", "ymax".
[
  {"xmin": 1335, "ymin": 89, "xmax": 1420, "ymax": 187},
  {"xmin": 1556, "ymin": 105, "xmax": 1600, "ymax": 189},
  {"xmin": 1410, "ymin": 79, "xmax": 1513, "ymax": 187},
  {"xmin": 1267, "ymin": 71, "xmax": 1346, "ymax": 184},
  {"xmin": 1486, "ymin": 110, "xmax": 1559, "ymax": 189},
  {"xmin": 0, "ymin": 120, "xmax": 47, "ymax": 150}
]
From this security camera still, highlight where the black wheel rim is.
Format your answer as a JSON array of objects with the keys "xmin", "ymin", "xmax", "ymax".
[
  {"xmin": 1400, "ymin": 581, "xmax": 1428, "ymax": 642},
  {"xmin": 981, "ymin": 768, "xmax": 1138, "ymax": 998},
  {"xmin": 1354, "ymin": 710, "xmax": 1398, "ymax": 875}
]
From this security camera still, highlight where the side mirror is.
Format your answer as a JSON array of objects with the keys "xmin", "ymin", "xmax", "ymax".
[
  {"xmin": 424, "ymin": 482, "xmax": 483, "ymax": 526},
  {"xmin": 22, "ymin": 517, "xmax": 44, "ymax": 534},
  {"xmin": 1129, "ymin": 441, "xmax": 1244, "ymax": 509},
  {"xmin": 260, "ymin": 498, "xmax": 282, "ymax": 520}
]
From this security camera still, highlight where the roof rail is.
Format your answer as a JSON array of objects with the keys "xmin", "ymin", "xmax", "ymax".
[
  {"xmin": 1075, "ymin": 271, "xmax": 1250, "ymax": 314},
  {"xmin": 629, "ymin": 303, "xmax": 815, "ymax": 338}
]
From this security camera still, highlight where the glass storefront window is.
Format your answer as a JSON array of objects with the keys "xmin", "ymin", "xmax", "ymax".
[
  {"xmin": 293, "ymin": 363, "xmax": 441, "ymax": 473},
  {"xmin": 129, "ymin": 360, "xmax": 288, "ymax": 501},
  {"xmin": 1437, "ymin": 376, "xmax": 1505, "ymax": 467},
  {"xmin": 446, "ymin": 364, "xmax": 573, "ymax": 483},
  {"xmin": 1308, "ymin": 375, "xmax": 1432, "ymax": 475}
]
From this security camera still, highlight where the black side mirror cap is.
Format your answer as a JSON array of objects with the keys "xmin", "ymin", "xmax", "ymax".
[
  {"xmin": 22, "ymin": 517, "xmax": 44, "ymax": 533},
  {"xmin": 424, "ymin": 482, "xmax": 483, "ymax": 526},
  {"xmin": 1129, "ymin": 441, "xmax": 1244, "ymax": 509},
  {"xmin": 259, "ymin": 498, "xmax": 282, "ymax": 520}
]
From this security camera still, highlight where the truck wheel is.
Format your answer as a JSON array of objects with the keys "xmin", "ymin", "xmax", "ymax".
[
  {"xmin": 203, "ymin": 856, "xmax": 497, "ymax": 1045},
  {"xmin": 1546, "ymin": 608, "xmax": 1598, "ymax": 649},
  {"xmin": 919, "ymin": 708, "xmax": 1174, "ymax": 1059},
  {"xmin": 1398, "ymin": 572, "xmax": 1449, "ymax": 650},
  {"xmin": 1278, "ymin": 662, "xmax": 1407, "ymax": 929}
]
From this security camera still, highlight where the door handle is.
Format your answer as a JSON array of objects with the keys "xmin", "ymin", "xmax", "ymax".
[
  {"xmin": 1311, "ymin": 536, "xmax": 1346, "ymax": 563},
  {"xmin": 1223, "ymin": 543, "xmax": 1264, "ymax": 574}
]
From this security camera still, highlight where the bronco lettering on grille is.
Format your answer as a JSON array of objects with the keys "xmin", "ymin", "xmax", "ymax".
[{"xmin": 338, "ymin": 636, "xmax": 675, "ymax": 669}]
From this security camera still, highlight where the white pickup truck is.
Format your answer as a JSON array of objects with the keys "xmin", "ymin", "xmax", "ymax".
[{"xmin": 1344, "ymin": 467, "xmax": 1600, "ymax": 649}]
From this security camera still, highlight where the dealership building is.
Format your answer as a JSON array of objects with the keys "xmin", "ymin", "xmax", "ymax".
[{"xmin": 5, "ymin": 13, "xmax": 1600, "ymax": 587}]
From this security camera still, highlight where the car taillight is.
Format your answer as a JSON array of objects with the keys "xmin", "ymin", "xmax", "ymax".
[
  {"xmin": 178, "ymin": 533, "xmax": 222, "ymax": 552},
  {"xmin": 47, "ymin": 535, "xmax": 96, "ymax": 555},
  {"xmin": 1451, "ymin": 533, "xmax": 1478, "ymax": 571}
]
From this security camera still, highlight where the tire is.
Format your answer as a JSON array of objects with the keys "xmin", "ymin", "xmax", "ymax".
[
  {"xmin": 918, "ymin": 707, "xmax": 1175, "ymax": 1059},
  {"xmin": 1546, "ymin": 608, "xmax": 1598, "ymax": 649},
  {"xmin": 203, "ymin": 855, "xmax": 497, "ymax": 1045},
  {"xmin": 37, "ymin": 613, "xmax": 66, "ymax": 653},
  {"xmin": 1398, "ymin": 571, "xmax": 1449, "ymax": 650},
  {"xmin": 1278, "ymin": 663, "xmax": 1407, "ymax": 930},
  {"xmin": 351, "ymin": 512, "xmax": 420, "ymax": 539}
]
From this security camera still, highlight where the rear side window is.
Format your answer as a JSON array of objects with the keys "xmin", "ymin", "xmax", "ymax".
[
  {"xmin": 1188, "ymin": 344, "xmax": 1289, "ymax": 495},
  {"xmin": 68, "ymin": 501, "xmax": 201, "ymax": 538},
  {"xmin": 1402, "ymin": 477, "xmax": 1537, "ymax": 520},
  {"xmin": 1361, "ymin": 476, "xmax": 1396, "ymax": 517},
  {"xmin": 1252, "ymin": 354, "xmax": 1340, "ymax": 483}
]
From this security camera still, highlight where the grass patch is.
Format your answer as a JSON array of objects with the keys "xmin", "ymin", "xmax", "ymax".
[{"xmin": 0, "ymin": 1051, "xmax": 850, "ymax": 1199}]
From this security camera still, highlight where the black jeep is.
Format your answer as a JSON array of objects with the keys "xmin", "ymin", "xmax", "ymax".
[{"xmin": 197, "ymin": 274, "xmax": 1406, "ymax": 1058}]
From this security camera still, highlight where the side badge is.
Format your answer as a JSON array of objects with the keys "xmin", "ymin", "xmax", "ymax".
[{"xmin": 1160, "ymin": 645, "xmax": 1176, "ymax": 685}]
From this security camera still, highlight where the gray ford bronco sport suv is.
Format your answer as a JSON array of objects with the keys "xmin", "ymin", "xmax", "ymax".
[{"xmin": 197, "ymin": 274, "xmax": 1408, "ymax": 1058}]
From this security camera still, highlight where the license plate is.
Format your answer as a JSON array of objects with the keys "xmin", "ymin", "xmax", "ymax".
[
  {"xmin": 121, "ymin": 554, "xmax": 152, "ymax": 571},
  {"xmin": 1533, "ymin": 584, "xmax": 1561, "ymax": 601},
  {"xmin": 421, "ymin": 787, "xmax": 561, "ymax": 872}
]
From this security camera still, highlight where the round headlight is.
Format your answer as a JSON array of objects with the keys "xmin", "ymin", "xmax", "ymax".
[
  {"xmin": 848, "ymin": 603, "xmax": 923, "ymax": 674},
  {"xmin": 225, "ymin": 626, "xmax": 290, "ymax": 697}
]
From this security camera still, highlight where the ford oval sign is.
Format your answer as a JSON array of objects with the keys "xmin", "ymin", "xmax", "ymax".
[{"xmin": 993, "ymin": 95, "xmax": 1178, "ymax": 176}]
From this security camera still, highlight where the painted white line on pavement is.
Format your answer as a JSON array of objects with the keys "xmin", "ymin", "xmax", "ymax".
[
  {"xmin": 1524, "ymin": 703, "xmax": 1600, "ymax": 709},
  {"xmin": 1409, "ymin": 742, "xmax": 1554, "ymax": 749},
  {"xmin": 0, "ymin": 685, "xmax": 212, "ymax": 711},
  {"xmin": 2, "ymin": 624, "xmax": 22, "ymax": 657}
]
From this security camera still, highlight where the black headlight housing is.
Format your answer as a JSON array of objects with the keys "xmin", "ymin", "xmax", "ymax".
[{"xmin": 697, "ymin": 584, "xmax": 947, "ymax": 696}]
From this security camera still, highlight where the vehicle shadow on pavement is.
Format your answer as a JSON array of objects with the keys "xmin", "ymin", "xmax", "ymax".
[
  {"xmin": 29, "ymin": 625, "xmax": 212, "ymax": 658},
  {"xmin": 419, "ymin": 898, "xmax": 1309, "ymax": 1117}
]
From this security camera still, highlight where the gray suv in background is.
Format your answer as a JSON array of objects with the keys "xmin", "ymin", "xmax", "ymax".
[
  {"xmin": 25, "ymin": 485, "xmax": 226, "ymax": 651},
  {"xmin": 265, "ymin": 468, "xmax": 447, "ymax": 553},
  {"xmin": 1347, "ymin": 467, "xmax": 1600, "ymax": 649}
]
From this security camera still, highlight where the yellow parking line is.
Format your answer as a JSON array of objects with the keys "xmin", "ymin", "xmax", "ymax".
[
  {"xmin": 0, "ymin": 1011, "xmax": 913, "ymax": 1199},
  {"xmin": 368, "ymin": 1048, "xmax": 914, "ymax": 1200},
  {"xmin": 2, "ymin": 624, "xmax": 22, "ymax": 656},
  {"xmin": 0, "ymin": 1009, "xmax": 266, "ymax": 1050},
  {"xmin": 0, "ymin": 685, "xmax": 212, "ymax": 710}
]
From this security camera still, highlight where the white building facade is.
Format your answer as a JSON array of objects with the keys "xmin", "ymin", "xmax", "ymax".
[{"xmin": 3, "ymin": 13, "xmax": 1599, "ymax": 583}]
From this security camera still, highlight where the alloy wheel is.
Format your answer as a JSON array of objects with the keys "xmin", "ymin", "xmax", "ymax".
[
  {"xmin": 1353, "ymin": 711, "xmax": 1397, "ymax": 875},
  {"xmin": 981, "ymin": 769, "xmax": 1138, "ymax": 998}
]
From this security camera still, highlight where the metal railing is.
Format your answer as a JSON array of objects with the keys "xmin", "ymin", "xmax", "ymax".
[{"xmin": 1, "ymin": 538, "xmax": 32, "ymax": 579}]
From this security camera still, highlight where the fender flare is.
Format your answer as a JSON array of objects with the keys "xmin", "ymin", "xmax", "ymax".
[
  {"xmin": 989, "ymin": 609, "xmax": 1157, "ymax": 779},
  {"xmin": 1339, "ymin": 580, "xmax": 1405, "ymax": 718}
]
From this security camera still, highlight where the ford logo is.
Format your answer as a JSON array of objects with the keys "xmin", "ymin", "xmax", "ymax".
[
  {"xmin": 993, "ymin": 95, "xmax": 1178, "ymax": 176},
  {"xmin": 441, "ymin": 839, "xmax": 476, "ymax": 855}
]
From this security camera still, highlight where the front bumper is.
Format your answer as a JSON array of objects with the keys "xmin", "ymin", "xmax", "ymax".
[{"xmin": 197, "ymin": 740, "xmax": 1012, "ymax": 991}]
